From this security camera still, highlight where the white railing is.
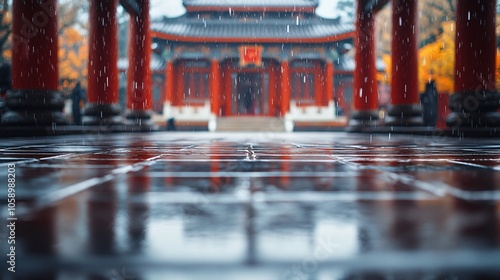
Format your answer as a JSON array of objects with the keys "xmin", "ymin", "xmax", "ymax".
[{"xmin": 286, "ymin": 100, "xmax": 337, "ymax": 122}]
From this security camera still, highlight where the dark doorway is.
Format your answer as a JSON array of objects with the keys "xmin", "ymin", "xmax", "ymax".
[{"xmin": 231, "ymin": 72, "xmax": 268, "ymax": 115}]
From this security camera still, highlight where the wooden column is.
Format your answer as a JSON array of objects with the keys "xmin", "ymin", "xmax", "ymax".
[
  {"xmin": 326, "ymin": 60, "xmax": 334, "ymax": 106},
  {"xmin": 269, "ymin": 63, "xmax": 277, "ymax": 116},
  {"xmin": 347, "ymin": 0, "xmax": 379, "ymax": 130},
  {"xmin": 280, "ymin": 61, "xmax": 291, "ymax": 117},
  {"xmin": 126, "ymin": 0, "xmax": 153, "ymax": 126},
  {"xmin": 2, "ymin": 0, "xmax": 66, "ymax": 125},
  {"xmin": 446, "ymin": 0, "xmax": 500, "ymax": 129},
  {"xmin": 210, "ymin": 60, "xmax": 221, "ymax": 116},
  {"xmin": 222, "ymin": 64, "xmax": 231, "ymax": 116},
  {"xmin": 386, "ymin": 0, "xmax": 423, "ymax": 126},
  {"xmin": 84, "ymin": 0, "xmax": 122, "ymax": 125},
  {"xmin": 165, "ymin": 61, "xmax": 174, "ymax": 104},
  {"xmin": 314, "ymin": 61, "xmax": 323, "ymax": 107}
]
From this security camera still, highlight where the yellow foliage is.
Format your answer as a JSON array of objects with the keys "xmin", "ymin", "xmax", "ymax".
[
  {"xmin": 381, "ymin": 21, "xmax": 455, "ymax": 94},
  {"xmin": 417, "ymin": 21, "xmax": 455, "ymax": 93},
  {"xmin": 3, "ymin": 48, "xmax": 10, "ymax": 60},
  {"xmin": 381, "ymin": 54, "xmax": 392, "ymax": 85},
  {"xmin": 383, "ymin": 20, "xmax": 500, "ymax": 94},
  {"xmin": 0, "ymin": 8, "xmax": 12, "ymax": 61},
  {"xmin": 58, "ymin": 27, "xmax": 88, "ymax": 93}
]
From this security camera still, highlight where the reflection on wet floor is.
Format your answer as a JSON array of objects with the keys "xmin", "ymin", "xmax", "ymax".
[{"xmin": 0, "ymin": 132, "xmax": 499, "ymax": 279}]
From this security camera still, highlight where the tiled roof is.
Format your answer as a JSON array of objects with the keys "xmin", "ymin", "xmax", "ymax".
[
  {"xmin": 151, "ymin": 17, "xmax": 354, "ymax": 43},
  {"xmin": 183, "ymin": 0, "xmax": 319, "ymax": 8}
]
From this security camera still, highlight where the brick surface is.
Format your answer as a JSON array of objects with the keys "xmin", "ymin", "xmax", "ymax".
[{"xmin": 1, "ymin": 132, "xmax": 499, "ymax": 279}]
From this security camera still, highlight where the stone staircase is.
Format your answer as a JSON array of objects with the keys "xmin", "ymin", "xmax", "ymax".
[{"xmin": 215, "ymin": 117, "xmax": 286, "ymax": 132}]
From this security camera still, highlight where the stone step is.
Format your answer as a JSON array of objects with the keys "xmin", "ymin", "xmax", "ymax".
[{"xmin": 216, "ymin": 117, "xmax": 286, "ymax": 132}]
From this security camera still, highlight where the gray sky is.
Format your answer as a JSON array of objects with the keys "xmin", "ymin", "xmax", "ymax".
[{"xmin": 150, "ymin": 0, "xmax": 341, "ymax": 19}]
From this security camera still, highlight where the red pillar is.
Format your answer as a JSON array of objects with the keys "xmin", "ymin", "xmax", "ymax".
[
  {"xmin": 447, "ymin": 0, "xmax": 500, "ymax": 129},
  {"xmin": 386, "ymin": 0, "xmax": 423, "ymax": 126},
  {"xmin": 2, "ymin": 0, "xmax": 66, "ymax": 125},
  {"xmin": 165, "ymin": 61, "xmax": 174, "ymax": 104},
  {"xmin": 348, "ymin": 0, "xmax": 379, "ymax": 130},
  {"xmin": 269, "ymin": 63, "xmax": 277, "ymax": 116},
  {"xmin": 210, "ymin": 60, "xmax": 221, "ymax": 116},
  {"xmin": 314, "ymin": 61, "xmax": 323, "ymax": 106},
  {"xmin": 326, "ymin": 61, "xmax": 334, "ymax": 106},
  {"xmin": 280, "ymin": 61, "xmax": 291, "ymax": 117},
  {"xmin": 84, "ymin": 0, "xmax": 122, "ymax": 125},
  {"xmin": 223, "ymin": 63, "xmax": 232, "ymax": 116},
  {"xmin": 126, "ymin": 0, "xmax": 153, "ymax": 125}
]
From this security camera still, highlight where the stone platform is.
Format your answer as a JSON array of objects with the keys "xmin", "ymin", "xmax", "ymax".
[{"xmin": 0, "ymin": 132, "xmax": 499, "ymax": 279}]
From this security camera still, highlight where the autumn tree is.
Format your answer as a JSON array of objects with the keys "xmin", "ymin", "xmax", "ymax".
[
  {"xmin": 0, "ymin": 0, "xmax": 86, "ymax": 63},
  {"xmin": 57, "ymin": 0, "xmax": 88, "ymax": 94},
  {"xmin": 418, "ymin": 0, "xmax": 455, "ymax": 46},
  {"xmin": 58, "ymin": 26, "xmax": 88, "ymax": 93},
  {"xmin": 0, "ymin": 0, "xmax": 10, "ymax": 63},
  {"xmin": 417, "ymin": 21, "xmax": 455, "ymax": 93},
  {"xmin": 376, "ymin": 0, "xmax": 455, "ymax": 56},
  {"xmin": 380, "ymin": 3, "xmax": 500, "ymax": 94},
  {"xmin": 58, "ymin": 0, "xmax": 86, "ymax": 35}
]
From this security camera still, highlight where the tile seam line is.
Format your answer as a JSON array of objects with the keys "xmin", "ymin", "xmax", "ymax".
[
  {"xmin": 445, "ymin": 159, "xmax": 492, "ymax": 169},
  {"xmin": 34, "ymin": 155, "xmax": 164, "ymax": 210},
  {"xmin": 335, "ymin": 155, "xmax": 500, "ymax": 200},
  {"xmin": 385, "ymin": 171, "xmax": 500, "ymax": 201}
]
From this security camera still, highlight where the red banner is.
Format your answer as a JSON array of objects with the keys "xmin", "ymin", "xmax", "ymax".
[{"xmin": 239, "ymin": 46, "xmax": 263, "ymax": 67}]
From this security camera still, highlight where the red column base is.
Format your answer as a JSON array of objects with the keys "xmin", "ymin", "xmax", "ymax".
[
  {"xmin": 83, "ymin": 103, "xmax": 123, "ymax": 126},
  {"xmin": 346, "ymin": 110, "xmax": 379, "ymax": 132},
  {"xmin": 385, "ymin": 104, "xmax": 424, "ymax": 126},
  {"xmin": 1, "ymin": 90, "xmax": 67, "ymax": 125},
  {"xmin": 446, "ymin": 90, "xmax": 500, "ymax": 128},
  {"xmin": 125, "ymin": 110, "xmax": 155, "ymax": 128}
]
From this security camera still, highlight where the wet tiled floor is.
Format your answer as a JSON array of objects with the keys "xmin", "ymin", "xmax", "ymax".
[{"xmin": 1, "ymin": 132, "xmax": 500, "ymax": 279}]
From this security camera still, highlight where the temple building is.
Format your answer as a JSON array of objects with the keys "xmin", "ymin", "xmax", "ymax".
[{"xmin": 150, "ymin": 0, "xmax": 356, "ymax": 130}]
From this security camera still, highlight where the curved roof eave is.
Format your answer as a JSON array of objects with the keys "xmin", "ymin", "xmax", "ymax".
[
  {"xmin": 151, "ymin": 30, "xmax": 355, "ymax": 44},
  {"xmin": 150, "ymin": 16, "xmax": 355, "ymax": 44}
]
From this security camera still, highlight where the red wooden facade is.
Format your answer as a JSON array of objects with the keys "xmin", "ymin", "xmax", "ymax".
[
  {"xmin": 3, "ymin": 0, "xmax": 498, "ymax": 133},
  {"xmin": 151, "ymin": 0, "xmax": 354, "ymax": 121}
]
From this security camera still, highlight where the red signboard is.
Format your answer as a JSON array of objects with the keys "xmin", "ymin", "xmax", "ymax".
[{"xmin": 239, "ymin": 46, "xmax": 263, "ymax": 67}]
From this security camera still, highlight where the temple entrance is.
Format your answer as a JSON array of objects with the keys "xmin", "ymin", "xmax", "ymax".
[{"xmin": 231, "ymin": 72, "xmax": 269, "ymax": 116}]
